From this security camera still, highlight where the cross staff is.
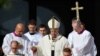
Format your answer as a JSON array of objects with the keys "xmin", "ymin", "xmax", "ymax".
[{"xmin": 71, "ymin": 1, "xmax": 84, "ymax": 21}]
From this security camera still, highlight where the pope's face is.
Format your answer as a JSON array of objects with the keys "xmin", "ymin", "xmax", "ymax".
[{"xmin": 50, "ymin": 28, "xmax": 59, "ymax": 38}]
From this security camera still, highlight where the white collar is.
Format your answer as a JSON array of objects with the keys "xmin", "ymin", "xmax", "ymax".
[
  {"xmin": 9, "ymin": 51, "xmax": 20, "ymax": 55},
  {"xmin": 49, "ymin": 34, "xmax": 62, "ymax": 42}
]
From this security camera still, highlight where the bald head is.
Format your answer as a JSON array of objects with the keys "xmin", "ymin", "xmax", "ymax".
[
  {"xmin": 15, "ymin": 23, "xmax": 25, "ymax": 29},
  {"xmin": 15, "ymin": 23, "xmax": 25, "ymax": 36},
  {"xmin": 63, "ymin": 48, "xmax": 72, "ymax": 56}
]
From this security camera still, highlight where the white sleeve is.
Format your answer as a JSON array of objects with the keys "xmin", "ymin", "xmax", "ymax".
[
  {"xmin": 79, "ymin": 33, "xmax": 97, "ymax": 55},
  {"xmin": 68, "ymin": 34, "xmax": 73, "ymax": 48},
  {"xmin": 93, "ymin": 44, "xmax": 97, "ymax": 56},
  {"xmin": 2, "ymin": 34, "xmax": 11, "ymax": 55},
  {"xmin": 37, "ymin": 38, "xmax": 44, "ymax": 56},
  {"xmin": 63, "ymin": 37, "xmax": 70, "ymax": 48}
]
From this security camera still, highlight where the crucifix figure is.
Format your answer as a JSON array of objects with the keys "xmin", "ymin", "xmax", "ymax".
[{"xmin": 71, "ymin": 1, "xmax": 84, "ymax": 21}]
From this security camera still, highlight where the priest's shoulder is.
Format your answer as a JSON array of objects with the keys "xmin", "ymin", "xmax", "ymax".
[
  {"xmin": 42, "ymin": 35, "xmax": 50, "ymax": 39},
  {"xmin": 3, "ymin": 33, "xmax": 13, "ymax": 41},
  {"xmin": 24, "ymin": 32, "xmax": 29, "ymax": 35},
  {"xmin": 24, "ymin": 32, "xmax": 28, "ymax": 35},
  {"xmin": 4, "ymin": 32, "xmax": 13, "ymax": 38},
  {"xmin": 43, "ymin": 35, "xmax": 48, "ymax": 37},
  {"xmin": 22, "ymin": 35, "xmax": 30, "ymax": 41},
  {"xmin": 68, "ymin": 31, "xmax": 75, "ymax": 36},
  {"xmin": 83, "ymin": 30, "xmax": 92, "ymax": 35},
  {"xmin": 61, "ymin": 35, "xmax": 68, "ymax": 40},
  {"xmin": 24, "ymin": 32, "xmax": 38, "ymax": 35},
  {"xmin": 83, "ymin": 30, "xmax": 93, "ymax": 39}
]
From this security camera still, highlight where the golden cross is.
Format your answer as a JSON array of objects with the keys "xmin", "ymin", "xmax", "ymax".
[{"xmin": 71, "ymin": 1, "xmax": 84, "ymax": 21}]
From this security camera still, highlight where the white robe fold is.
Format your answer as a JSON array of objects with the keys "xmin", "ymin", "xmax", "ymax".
[
  {"xmin": 24, "ymin": 32, "xmax": 43, "ymax": 56},
  {"xmin": 68, "ymin": 30, "xmax": 97, "ymax": 56},
  {"xmin": 38, "ymin": 34, "xmax": 69, "ymax": 56},
  {"xmin": 24, "ymin": 32, "xmax": 36, "ymax": 41},
  {"xmin": 2, "ymin": 32, "xmax": 30, "ymax": 56},
  {"xmin": 7, "ymin": 50, "xmax": 24, "ymax": 56}
]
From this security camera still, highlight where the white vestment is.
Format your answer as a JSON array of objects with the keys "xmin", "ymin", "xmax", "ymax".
[
  {"xmin": 24, "ymin": 32, "xmax": 35, "ymax": 41},
  {"xmin": 68, "ymin": 30, "xmax": 97, "ymax": 56},
  {"xmin": 6, "ymin": 51, "xmax": 24, "ymax": 56},
  {"xmin": 2, "ymin": 32, "xmax": 30, "ymax": 56},
  {"xmin": 38, "ymin": 34, "xmax": 69, "ymax": 56},
  {"xmin": 7, "ymin": 55, "xmax": 24, "ymax": 56},
  {"xmin": 24, "ymin": 32, "xmax": 43, "ymax": 56}
]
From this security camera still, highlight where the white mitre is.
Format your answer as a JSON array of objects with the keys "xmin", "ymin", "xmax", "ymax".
[{"xmin": 48, "ymin": 17, "xmax": 60, "ymax": 29}]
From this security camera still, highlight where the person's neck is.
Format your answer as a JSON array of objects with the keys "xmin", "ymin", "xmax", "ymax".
[
  {"xmin": 78, "ymin": 29, "xmax": 84, "ymax": 34},
  {"xmin": 52, "ymin": 35, "xmax": 57, "ymax": 40},
  {"xmin": 29, "ymin": 31, "xmax": 36, "ymax": 35},
  {"xmin": 42, "ymin": 34, "xmax": 46, "ymax": 36},
  {"xmin": 29, "ymin": 31, "xmax": 36, "ymax": 33},
  {"xmin": 52, "ymin": 37, "xmax": 56, "ymax": 40},
  {"xmin": 14, "ymin": 32, "xmax": 21, "ymax": 37},
  {"xmin": 12, "ymin": 49, "xmax": 17, "ymax": 54}
]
